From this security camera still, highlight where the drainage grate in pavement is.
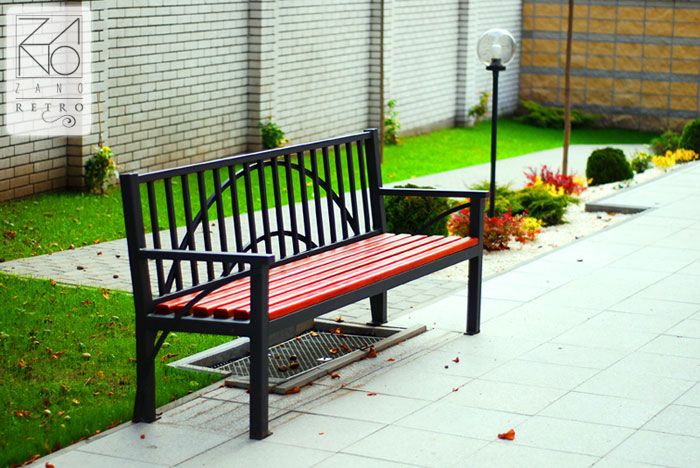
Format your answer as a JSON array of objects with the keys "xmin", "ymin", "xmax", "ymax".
[
  {"xmin": 213, "ymin": 330, "xmax": 382, "ymax": 381},
  {"xmin": 169, "ymin": 320, "xmax": 426, "ymax": 394}
]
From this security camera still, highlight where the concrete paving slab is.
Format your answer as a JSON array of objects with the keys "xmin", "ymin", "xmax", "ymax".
[
  {"xmin": 342, "ymin": 425, "xmax": 487, "ymax": 468},
  {"xmin": 539, "ymin": 391, "xmax": 667, "ymax": 429},
  {"xmin": 297, "ymin": 389, "xmax": 429, "ymax": 424},
  {"xmin": 606, "ymin": 430, "xmax": 700, "ymax": 467},
  {"xmin": 395, "ymin": 401, "xmax": 527, "ymax": 441},
  {"xmin": 463, "ymin": 443, "xmax": 597, "ymax": 468},
  {"xmin": 442, "ymin": 379, "xmax": 566, "ymax": 415},
  {"xmin": 512, "ymin": 416, "xmax": 634, "ymax": 457}
]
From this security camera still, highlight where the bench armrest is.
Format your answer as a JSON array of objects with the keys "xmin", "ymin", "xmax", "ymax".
[
  {"xmin": 139, "ymin": 249, "xmax": 275, "ymax": 266},
  {"xmin": 379, "ymin": 187, "xmax": 488, "ymax": 199}
]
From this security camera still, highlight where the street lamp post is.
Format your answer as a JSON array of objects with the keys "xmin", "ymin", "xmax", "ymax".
[{"xmin": 476, "ymin": 29, "xmax": 516, "ymax": 217}]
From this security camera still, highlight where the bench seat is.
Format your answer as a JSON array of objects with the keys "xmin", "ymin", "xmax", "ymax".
[{"xmin": 156, "ymin": 233, "xmax": 477, "ymax": 321}]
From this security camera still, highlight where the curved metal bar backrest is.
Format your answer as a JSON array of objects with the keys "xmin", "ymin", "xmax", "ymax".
[{"xmin": 132, "ymin": 129, "xmax": 383, "ymax": 298}]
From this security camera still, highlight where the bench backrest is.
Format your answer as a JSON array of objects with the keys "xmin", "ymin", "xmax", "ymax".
[{"xmin": 120, "ymin": 129, "xmax": 385, "ymax": 300}]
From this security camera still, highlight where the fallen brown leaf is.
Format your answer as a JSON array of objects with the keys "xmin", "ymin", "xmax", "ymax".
[
  {"xmin": 452, "ymin": 356, "xmax": 460, "ymax": 363},
  {"xmin": 367, "ymin": 392, "xmax": 378, "ymax": 396},
  {"xmin": 285, "ymin": 386, "xmax": 301, "ymax": 395},
  {"xmin": 334, "ymin": 315, "xmax": 344, "ymax": 323},
  {"xmin": 367, "ymin": 346, "xmax": 377, "ymax": 358},
  {"xmin": 498, "ymin": 428, "xmax": 515, "ymax": 441}
]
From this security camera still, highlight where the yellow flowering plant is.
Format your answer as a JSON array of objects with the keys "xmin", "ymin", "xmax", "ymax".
[
  {"xmin": 652, "ymin": 148, "xmax": 699, "ymax": 172},
  {"xmin": 671, "ymin": 148, "xmax": 699, "ymax": 163},
  {"xmin": 85, "ymin": 145, "xmax": 117, "ymax": 194}
]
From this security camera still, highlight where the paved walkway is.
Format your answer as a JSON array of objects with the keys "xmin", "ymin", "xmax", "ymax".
[{"xmin": 28, "ymin": 150, "xmax": 700, "ymax": 467}]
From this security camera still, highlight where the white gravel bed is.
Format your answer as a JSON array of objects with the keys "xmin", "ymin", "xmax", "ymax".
[{"xmin": 434, "ymin": 166, "xmax": 669, "ymax": 281}]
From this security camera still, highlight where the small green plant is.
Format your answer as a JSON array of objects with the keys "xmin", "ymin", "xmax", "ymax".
[
  {"xmin": 84, "ymin": 145, "xmax": 116, "ymax": 194},
  {"xmin": 680, "ymin": 118, "xmax": 700, "ymax": 153},
  {"xmin": 514, "ymin": 187, "xmax": 578, "ymax": 226},
  {"xmin": 516, "ymin": 99, "xmax": 597, "ymax": 129},
  {"xmin": 385, "ymin": 184, "xmax": 450, "ymax": 235},
  {"xmin": 586, "ymin": 147, "xmax": 634, "ymax": 186},
  {"xmin": 384, "ymin": 99, "xmax": 401, "ymax": 145},
  {"xmin": 650, "ymin": 130, "xmax": 680, "ymax": 155},
  {"xmin": 468, "ymin": 91, "xmax": 491, "ymax": 121},
  {"xmin": 630, "ymin": 151, "xmax": 653, "ymax": 174},
  {"xmin": 470, "ymin": 181, "xmax": 523, "ymax": 215},
  {"xmin": 259, "ymin": 118, "xmax": 286, "ymax": 149}
]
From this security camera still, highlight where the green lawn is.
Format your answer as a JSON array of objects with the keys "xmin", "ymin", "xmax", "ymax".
[
  {"xmin": 0, "ymin": 274, "xmax": 229, "ymax": 467},
  {"xmin": 0, "ymin": 120, "xmax": 655, "ymax": 263}
]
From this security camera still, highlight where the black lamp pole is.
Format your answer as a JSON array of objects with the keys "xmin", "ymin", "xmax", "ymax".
[{"xmin": 486, "ymin": 58, "xmax": 506, "ymax": 218}]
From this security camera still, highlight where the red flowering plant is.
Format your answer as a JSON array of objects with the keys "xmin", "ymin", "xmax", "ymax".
[
  {"xmin": 524, "ymin": 165, "xmax": 588, "ymax": 196},
  {"xmin": 447, "ymin": 203, "xmax": 542, "ymax": 251}
]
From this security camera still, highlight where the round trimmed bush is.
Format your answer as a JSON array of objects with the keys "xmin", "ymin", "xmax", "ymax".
[
  {"xmin": 586, "ymin": 147, "xmax": 634, "ymax": 186},
  {"xmin": 514, "ymin": 187, "xmax": 577, "ymax": 226},
  {"xmin": 680, "ymin": 118, "xmax": 700, "ymax": 153},
  {"xmin": 385, "ymin": 184, "xmax": 451, "ymax": 236}
]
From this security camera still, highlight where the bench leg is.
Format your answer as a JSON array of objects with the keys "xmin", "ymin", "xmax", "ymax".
[
  {"xmin": 466, "ymin": 255, "xmax": 483, "ymax": 335},
  {"xmin": 249, "ymin": 265, "xmax": 271, "ymax": 440},
  {"xmin": 249, "ymin": 328, "xmax": 271, "ymax": 439},
  {"xmin": 368, "ymin": 292, "xmax": 388, "ymax": 325},
  {"xmin": 133, "ymin": 329, "xmax": 157, "ymax": 423}
]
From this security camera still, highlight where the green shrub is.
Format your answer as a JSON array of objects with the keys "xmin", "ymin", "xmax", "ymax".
[
  {"xmin": 586, "ymin": 147, "xmax": 634, "ymax": 186},
  {"xmin": 470, "ymin": 181, "xmax": 523, "ymax": 215},
  {"xmin": 384, "ymin": 99, "xmax": 401, "ymax": 145},
  {"xmin": 259, "ymin": 118, "xmax": 286, "ymax": 149},
  {"xmin": 650, "ymin": 130, "xmax": 680, "ymax": 155},
  {"xmin": 680, "ymin": 118, "xmax": 700, "ymax": 153},
  {"xmin": 515, "ymin": 99, "xmax": 597, "ymax": 129},
  {"xmin": 630, "ymin": 151, "xmax": 653, "ymax": 174},
  {"xmin": 514, "ymin": 187, "xmax": 578, "ymax": 226},
  {"xmin": 385, "ymin": 184, "xmax": 451, "ymax": 235},
  {"xmin": 85, "ymin": 145, "xmax": 116, "ymax": 194},
  {"xmin": 468, "ymin": 91, "xmax": 491, "ymax": 120}
]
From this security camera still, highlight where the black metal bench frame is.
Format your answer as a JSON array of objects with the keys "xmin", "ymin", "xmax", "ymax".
[{"xmin": 120, "ymin": 128, "xmax": 486, "ymax": 439}]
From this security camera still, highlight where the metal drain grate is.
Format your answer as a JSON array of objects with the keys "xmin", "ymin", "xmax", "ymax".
[
  {"xmin": 168, "ymin": 320, "xmax": 427, "ymax": 393},
  {"xmin": 212, "ymin": 330, "xmax": 382, "ymax": 381}
]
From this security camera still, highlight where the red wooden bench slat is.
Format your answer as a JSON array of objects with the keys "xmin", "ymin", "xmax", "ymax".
[
  {"xmin": 155, "ymin": 234, "xmax": 477, "ymax": 321},
  {"xmin": 197, "ymin": 234, "xmax": 439, "ymax": 317},
  {"xmin": 231, "ymin": 236, "xmax": 476, "ymax": 320},
  {"xmin": 155, "ymin": 233, "xmax": 405, "ymax": 313},
  {"xmin": 191, "ymin": 233, "xmax": 419, "ymax": 311}
]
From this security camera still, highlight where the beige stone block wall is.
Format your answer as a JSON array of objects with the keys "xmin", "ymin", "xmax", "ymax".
[{"xmin": 520, "ymin": 0, "xmax": 700, "ymax": 132}]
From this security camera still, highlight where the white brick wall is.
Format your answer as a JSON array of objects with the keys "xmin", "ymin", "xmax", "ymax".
[
  {"xmin": 0, "ymin": 0, "xmax": 524, "ymax": 200},
  {"xmin": 275, "ymin": 0, "xmax": 373, "ymax": 142},
  {"xmin": 389, "ymin": 0, "xmax": 461, "ymax": 132},
  {"xmin": 106, "ymin": 0, "xmax": 250, "ymax": 173}
]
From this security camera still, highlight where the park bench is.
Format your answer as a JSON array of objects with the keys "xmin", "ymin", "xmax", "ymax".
[{"xmin": 120, "ymin": 128, "xmax": 486, "ymax": 439}]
